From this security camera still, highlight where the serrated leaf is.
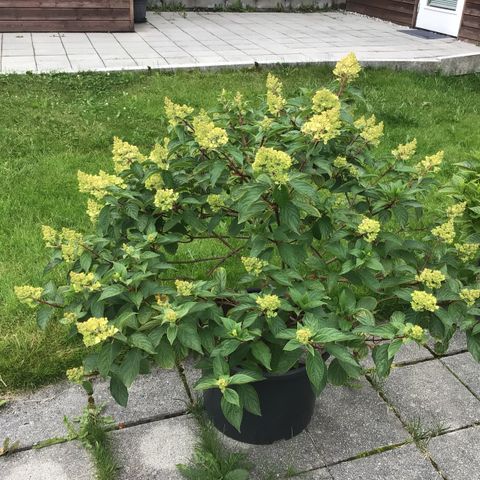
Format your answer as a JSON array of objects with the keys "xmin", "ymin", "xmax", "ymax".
[
  {"xmin": 223, "ymin": 388, "xmax": 240, "ymax": 406},
  {"xmin": 237, "ymin": 383, "xmax": 261, "ymax": 416},
  {"xmin": 250, "ymin": 341, "xmax": 272, "ymax": 370},
  {"xmin": 130, "ymin": 333, "xmax": 156, "ymax": 354},
  {"xmin": 36, "ymin": 306, "xmax": 53, "ymax": 330},
  {"xmin": 221, "ymin": 397, "xmax": 243, "ymax": 432},
  {"xmin": 118, "ymin": 349, "xmax": 142, "ymax": 388},
  {"xmin": 99, "ymin": 285, "xmax": 125, "ymax": 301},
  {"xmin": 306, "ymin": 350, "xmax": 327, "ymax": 396},
  {"xmin": 110, "ymin": 375, "xmax": 128, "ymax": 407}
]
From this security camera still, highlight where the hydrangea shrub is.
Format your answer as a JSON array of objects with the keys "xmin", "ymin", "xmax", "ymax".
[{"xmin": 17, "ymin": 54, "xmax": 480, "ymax": 431}]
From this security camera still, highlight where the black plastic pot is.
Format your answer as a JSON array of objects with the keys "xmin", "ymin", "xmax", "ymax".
[
  {"xmin": 134, "ymin": 0, "xmax": 147, "ymax": 23},
  {"xmin": 203, "ymin": 365, "xmax": 316, "ymax": 445}
]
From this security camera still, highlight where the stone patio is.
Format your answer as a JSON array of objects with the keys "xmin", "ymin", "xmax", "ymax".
[
  {"xmin": 1, "ymin": 11, "xmax": 480, "ymax": 75},
  {"xmin": 2, "ymin": 335, "xmax": 479, "ymax": 479}
]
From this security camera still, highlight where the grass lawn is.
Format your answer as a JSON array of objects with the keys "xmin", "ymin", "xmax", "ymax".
[{"xmin": 1, "ymin": 67, "xmax": 479, "ymax": 394}]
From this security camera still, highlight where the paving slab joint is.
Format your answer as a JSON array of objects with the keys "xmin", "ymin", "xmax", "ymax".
[{"xmin": 438, "ymin": 358, "xmax": 480, "ymax": 402}]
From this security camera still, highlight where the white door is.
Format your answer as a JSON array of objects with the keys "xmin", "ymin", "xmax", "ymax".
[{"xmin": 416, "ymin": 0, "xmax": 466, "ymax": 37}]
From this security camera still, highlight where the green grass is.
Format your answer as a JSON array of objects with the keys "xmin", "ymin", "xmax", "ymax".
[{"xmin": 0, "ymin": 67, "xmax": 479, "ymax": 394}]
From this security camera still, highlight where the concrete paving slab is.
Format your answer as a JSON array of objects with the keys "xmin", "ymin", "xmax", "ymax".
[
  {"xmin": 441, "ymin": 352, "xmax": 480, "ymax": 398},
  {"xmin": 328, "ymin": 444, "xmax": 442, "ymax": 480},
  {"xmin": 1, "ymin": 12, "xmax": 479, "ymax": 74},
  {"xmin": 111, "ymin": 415, "xmax": 195, "ymax": 480},
  {"xmin": 0, "ymin": 367, "xmax": 192, "ymax": 448},
  {"xmin": 427, "ymin": 330, "xmax": 467, "ymax": 356},
  {"xmin": 307, "ymin": 379, "xmax": 409, "ymax": 464},
  {"xmin": 222, "ymin": 429, "xmax": 325, "ymax": 478},
  {"xmin": 382, "ymin": 360, "xmax": 480, "ymax": 430},
  {"xmin": 428, "ymin": 426, "xmax": 480, "ymax": 480},
  {"xmin": 0, "ymin": 440, "xmax": 94, "ymax": 480}
]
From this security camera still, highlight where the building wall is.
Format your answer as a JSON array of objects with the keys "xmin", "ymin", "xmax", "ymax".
[
  {"xmin": 346, "ymin": 0, "xmax": 417, "ymax": 26},
  {"xmin": 0, "ymin": 0, "xmax": 134, "ymax": 32},
  {"xmin": 459, "ymin": 0, "xmax": 480, "ymax": 42}
]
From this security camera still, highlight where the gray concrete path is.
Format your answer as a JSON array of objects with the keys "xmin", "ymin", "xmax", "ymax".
[
  {"xmin": 1, "ymin": 11, "xmax": 480, "ymax": 75},
  {"xmin": 1, "ymin": 333, "xmax": 480, "ymax": 479}
]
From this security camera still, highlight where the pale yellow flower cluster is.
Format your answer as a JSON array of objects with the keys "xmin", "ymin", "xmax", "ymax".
[
  {"xmin": 312, "ymin": 89, "xmax": 340, "ymax": 113},
  {"xmin": 392, "ymin": 139, "xmax": 417, "ymax": 161},
  {"xmin": 207, "ymin": 194, "xmax": 225, "ymax": 212},
  {"xmin": 455, "ymin": 243, "xmax": 479, "ymax": 262},
  {"xmin": 260, "ymin": 116, "xmax": 273, "ymax": 130},
  {"xmin": 266, "ymin": 73, "xmax": 286, "ymax": 116},
  {"xmin": 241, "ymin": 256, "xmax": 268, "ymax": 276},
  {"xmin": 66, "ymin": 366, "xmax": 85, "ymax": 384},
  {"xmin": 62, "ymin": 312, "xmax": 78, "ymax": 325},
  {"xmin": 144, "ymin": 173, "xmax": 164, "ymax": 191},
  {"xmin": 164, "ymin": 97, "xmax": 194, "ymax": 126},
  {"xmin": 154, "ymin": 188, "xmax": 179, "ymax": 211},
  {"xmin": 76, "ymin": 317, "xmax": 118, "ymax": 347},
  {"xmin": 296, "ymin": 327, "xmax": 313, "ymax": 345},
  {"xmin": 354, "ymin": 115, "xmax": 384, "ymax": 147},
  {"xmin": 149, "ymin": 138, "xmax": 170, "ymax": 170},
  {"xmin": 14, "ymin": 285, "xmax": 43, "ymax": 307},
  {"xmin": 357, "ymin": 217, "xmax": 381, "ymax": 242},
  {"xmin": 333, "ymin": 156, "xmax": 358, "ymax": 177},
  {"xmin": 60, "ymin": 228, "xmax": 84, "ymax": 262},
  {"xmin": 415, "ymin": 269, "xmax": 446, "ymax": 289},
  {"xmin": 122, "ymin": 243, "xmax": 136, "ymax": 256},
  {"xmin": 447, "ymin": 202, "xmax": 467, "ymax": 219},
  {"xmin": 77, "ymin": 170, "xmax": 125, "ymax": 200},
  {"xmin": 42, "ymin": 225, "xmax": 58, "ymax": 248},
  {"xmin": 69, "ymin": 272, "xmax": 101, "ymax": 293},
  {"xmin": 86, "ymin": 199, "xmax": 102, "ymax": 223},
  {"xmin": 411, "ymin": 291, "xmax": 439, "ymax": 312},
  {"xmin": 256, "ymin": 294, "xmax": 281, "ymax": 318},
  {"xmin": 216, "ymin": 377, "xmax": 229, "ymax": 393},
  {"xmin": 112, "ymin": 137, "xmax": 146, "ymax": 173},
  {"xmin": 459, "ymin": 288, "xmax": 480, "ymax": 307},
  {"xmin": 252, "ymin": 147, "xmax": 292, "ymax": 185},
  {"xmin": 192, "ymin": 111, "xmax": 228, "ymax": 151},
  {"xmin": 42, "ymin": 225, "xmax": 83, "ymax": 261},
  {"xmin": 333, "ymin": 52, "xmax": 361, "ymax": 83},
  {"xmin": 163, "ymin": 308, "xmax": 178, "ymax": 324},
  {"xmin": 175, "ymin": 279, "xmax": 194, "ymax": 296},
  {"xmin": 156, "ymin": 294, "xmax": 170, "ymax": 306},
  {"xmin": 416, "ymin": 151, "xmax": 444, "ymax": 176},
  {"xmin": 432, "ymin": 219, "xmax": 455, "ymax": 244},
  {"xmin": 301, "ymin": 107, "xmax": 341, "ymax": 144},
  {"xmin": 403, "ymin": 323, "xmax": 425, "ymax": 342}
]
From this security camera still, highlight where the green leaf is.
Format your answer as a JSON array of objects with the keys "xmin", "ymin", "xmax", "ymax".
[
  {"xmin": 221, "ymin": 397, "xmax": 243, "ymax": 432},
  {"xmin": 314, "ymin": 328, "xmax": 356, "ymax": 343},
  {"xmin": 167, "ymin": 324, "xmax": 178, "ymax": 345},
  {"xmin": 213, "ymin": 356, "xmax": 230, "ymax": 377},
  {"xmin": 212, "ymin": 339, "xmax": 241, "ymax": 356},
  {"xmin": 177, "ymin": 324, "xmax": 202, "ymax": 353},
  {"xmin": 130, "ymin": 333, "xmax": 156, "ymax": 354},
  {"xmin": 99, "ymin": 285, "xmax": 125, "ymax": 301},
  {"xmin": 278, "ymin": 243, "xmax": 306, "ymax": 269},
  {"xmin": 229, "ymin": 373, "xmax": 261, "ymax": 385},
  {"xmin": 275, "ymin": 349, "xmax": 302, "ymax": 373},
  {"xmin": 153, "ymin": 338, "xmax": 175, "ymax": 369},
  {"xmin": 223, "ymin": 388, "xmax": 240, "ymax": 406},
  {"xmin": 214, "ymin": 267, "xmax": 227, "ymax": 291},
  {"xmin": 36, "ymin": 306, "xmax": 53, "ymax": 330},
  {"xmin": 306, "ymin": 350, "xmax": 327, "ymax": 396},
  {"xmin": 279, "ymin": 202, "xmax": 300, "ymax": 234},
  {"xmin": 194, "ymin": 375, "xmax": 218, "ymax": 391},
  {"xmin": 467, "ymin": 332, "xmax": 480, "ymax": 362},
  {"xmin": 372, "ymin": 343, "xmax": 393, "ymax": 377},
  {"xmin": 237, "ymin": 384, "xmax": 261, "ymax": 416},
  {"xmin": 250, "ymin": 341, "xmax": 272, "ymax": 370},
  {"xmin": 97, "ymin": 343, "xmax": 114, "ymax": 376},
  {"xmin": 327, "ymin": 359, "xmax": 348, "ymax": 386},
  {"xmin": 118, "ymin": 349, "xmax": 142, "ymax": 388},
  {"xmin": 283, "ymin": 339, "xmax": 303, "ymax": 351},
  {"xmin": 110, "ymin": 375, "xmax": 128, "ymax": 407},
  {"xmin": 79, "ymin": 252, "xmax": 92, "ymax": 272}
]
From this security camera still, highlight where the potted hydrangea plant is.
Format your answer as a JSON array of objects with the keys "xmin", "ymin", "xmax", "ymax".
[{"xmin": 16, "ymin": 53, "xmax": 480, "ymax": 445}]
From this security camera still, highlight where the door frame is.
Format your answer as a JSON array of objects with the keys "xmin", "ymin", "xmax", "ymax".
[{"xmin": 412, "ymin": 0, "xmax": 467, "ymax": 37}]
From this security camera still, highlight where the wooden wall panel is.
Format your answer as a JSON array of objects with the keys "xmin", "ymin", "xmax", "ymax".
[
  {"xmin": 0, "ymin": 0, "xmax": 134, "ymax": 32},
  {"xmin": 346, "ymin": 0, "xmax": 417, "ymax": 26},
  {"xmin": 459, "ymin": 0, "xmax": 480, "ymax": 42}
]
